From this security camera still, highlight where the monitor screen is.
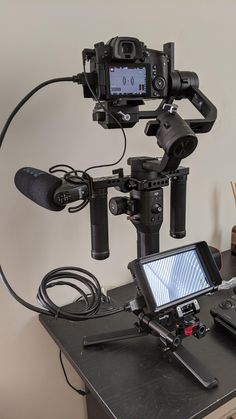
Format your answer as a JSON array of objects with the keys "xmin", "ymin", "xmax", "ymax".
[
  {"xmin": 109, "ymin": 66, "xmax": 147, "ymax": 96},
  {"xmin": 142, "ymin": 249, "xmax": 211, "ymax": 309}
]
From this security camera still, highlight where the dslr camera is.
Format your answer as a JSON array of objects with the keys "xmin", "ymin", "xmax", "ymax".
[{"xmin": 82, "ymin": 36, "xmax": 169, "ymax": 100}]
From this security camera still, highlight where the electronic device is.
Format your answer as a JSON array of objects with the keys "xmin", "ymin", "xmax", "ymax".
[
  {"xmin": 78, "ymin": 36, "xmax": 216, "ymax": 131},
  {"xmin": 210, "ymin": 288, "xmax": 236, "ymax": 339},
  {"xmin": 84, "ymin": 241, "xmax": 222, "ymax": 388},
  {"xmin": 81, "ymin": 36, "xmax": 169, "ymax": 100},
  {"xmin": 0, "ymin": 36, "xmax": 220, "ymax": 389},
  {"xmin": 128, "ymin": 241, "xmax": 221, "ymax": 314},
  {"xmin": 11, "ymin": 36, "xmax": 218, "ymax": 261}
]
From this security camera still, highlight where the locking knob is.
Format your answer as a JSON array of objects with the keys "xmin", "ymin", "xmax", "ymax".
[{"xmin": 109, "ymin": 197, "xmax": 128, "ymax": 215}]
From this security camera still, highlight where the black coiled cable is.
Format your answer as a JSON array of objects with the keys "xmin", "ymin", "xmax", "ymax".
[
  {"xmin": 37, "ymin": 266, "xmax": 102, "ymax": 320},
  {"xmin": 0, "ymin": 265, "xmax": 124, "ymax": 319}
]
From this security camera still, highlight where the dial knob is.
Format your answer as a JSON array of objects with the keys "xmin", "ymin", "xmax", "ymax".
[
  {"xmin": 151, "ymin": 203, "xmax": 162, "ymax": 214},
  {"xmin": 152, "ymin": 76, "xmax": 166, "ymax": 91},
  {"xmin": 109, "ymin": 197, "xmax": 128, "ymax": 215}
]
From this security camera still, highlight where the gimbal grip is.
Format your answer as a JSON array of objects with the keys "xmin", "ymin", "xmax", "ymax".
[
  {"xmin": 90, "ymin": 188, "xmax": 109, "ymax": 260},
  {"xmin": 170, "ymin": 175, "xmax": 187, "ymax": 239}
]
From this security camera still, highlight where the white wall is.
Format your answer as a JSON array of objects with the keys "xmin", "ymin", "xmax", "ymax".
[{"xmin": 0, "ymin": 1, "xmax": 235, "ymax": 418}]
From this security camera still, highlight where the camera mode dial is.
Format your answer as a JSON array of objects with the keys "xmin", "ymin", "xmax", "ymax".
[{"xmin": 152, "ymin": 76, "xmax": 166, "ymax": 91}]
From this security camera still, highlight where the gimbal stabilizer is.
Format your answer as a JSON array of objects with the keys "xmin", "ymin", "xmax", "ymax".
[
  {"xmin": 76, "ymin": 42, "xmax": 217, "ymax": 260},
  {"xmin": 14, "ymin": 39, "xmax": 217, "ymax": 261},
  {"xmin": 77, "ymin": 39, "xmax": 219, "ymax": 388},
  {"xmin": 4, "ymin": 37, "xmax": 220, "ymax": 388}
]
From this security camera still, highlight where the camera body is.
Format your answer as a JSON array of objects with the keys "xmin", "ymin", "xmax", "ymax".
[{"xmin": 83, "ymin": 36, "xmax": 169, "ymax": 100}]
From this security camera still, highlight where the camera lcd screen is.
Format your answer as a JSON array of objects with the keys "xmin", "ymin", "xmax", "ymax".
[
  {"xmin": 142, "ymin": 249, "xmax": 211, "ymax": 310},
  {"xmin": 109, "ymin": 66, "xmax": 147, "ymax": 96}
]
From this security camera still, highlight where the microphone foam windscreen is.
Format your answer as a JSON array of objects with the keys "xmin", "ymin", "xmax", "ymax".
[{"xmin": 14, "ymin": 167, "xmax": 64, "ymax": 211}]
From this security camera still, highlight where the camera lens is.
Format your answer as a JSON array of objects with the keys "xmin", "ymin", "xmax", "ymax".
[{"xmin": 121, "ymin": 42, "xmax": 134, "ymax": 54}]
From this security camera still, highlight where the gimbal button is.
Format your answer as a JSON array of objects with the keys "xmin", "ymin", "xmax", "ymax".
[
  {"xmin": 219, "ymin": 300, "xmax": 233, "ymax": 310},
  {"xmin": 151, "ymin": 203, "xmax": 162, "ymax": 214}
]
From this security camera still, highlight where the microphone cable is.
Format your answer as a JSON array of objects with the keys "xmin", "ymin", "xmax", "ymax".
[
  {"xmin": 0, "ymin": 70, "xmax": 127, "ymax": 170},
  {"xmin": 48, "ymin": 58, "xmax": 128, "ymax": 213},
  {"xmin": 48, "ymin": 164, "xmax": 92, "ymax": 213},
  {"xmin": 82, "ymin": 58, "xmax": 127, "ymax": 173},
  {"xmin": 0, "ymin": 73, "xmax": 127, "ymax": 320},
  {"xmin": 0, "ymin": 77, "xmax": 77, "ymax": 149}
]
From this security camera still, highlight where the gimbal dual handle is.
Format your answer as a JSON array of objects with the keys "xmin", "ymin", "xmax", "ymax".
[{"xmin": 90, "ymin": 187, "xmax": 109, "ymax": 260}]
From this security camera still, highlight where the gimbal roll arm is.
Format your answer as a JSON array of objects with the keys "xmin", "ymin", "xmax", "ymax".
[
  {"xmin": 143, "ymin": 73, "xmax": 217, "ymax": 173},
  {"xmin": 164, "ymin": 42, "xmax": 217, "ymax": 134},
  {"xmin": 184, "ymin": 85, "xmax": 217, "ymax": 133},
  {"xmin": 141, "ymin": 77, "xmax": 217, "ymax": 134}
]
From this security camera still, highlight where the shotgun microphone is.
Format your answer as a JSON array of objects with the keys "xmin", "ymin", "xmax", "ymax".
[
  {"xmin": 14, "ymin": 167, "xmax": 89, "ymax": 211},
  {"xmin": 15, "ymin": 167, "xmax": 109, "ymax": 260}
]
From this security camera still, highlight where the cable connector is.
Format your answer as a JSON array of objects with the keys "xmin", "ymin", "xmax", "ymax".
[
  {"xmin": 124, "ymin": 296, "xmax": 146, "ymax": 313},
  {"xmin": 72, "ymin": 73, "xmax": 84, "ymax": 84},
  {"xmin": 73, "ymin": 72, "xmax": 98, "ymax": 87}
]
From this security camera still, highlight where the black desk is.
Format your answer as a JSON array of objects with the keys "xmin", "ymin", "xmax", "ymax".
[{"xmin": 40, "ymin": 251, "xmax": 236, "ymax": 419}]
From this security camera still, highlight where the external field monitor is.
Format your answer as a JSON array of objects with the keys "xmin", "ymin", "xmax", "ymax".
[{"xmin": 128, "ymin": 242, "xmax": 222, "ymax": 313}]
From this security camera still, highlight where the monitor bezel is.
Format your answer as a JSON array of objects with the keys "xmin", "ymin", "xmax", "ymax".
[{"xmin": 133, "ymin": 241, "xmax": 221, "ymax": 314}]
